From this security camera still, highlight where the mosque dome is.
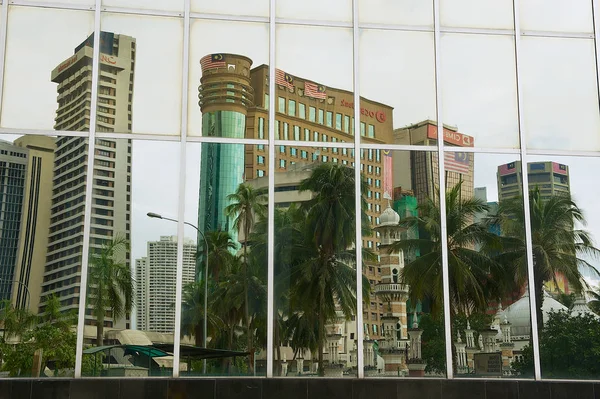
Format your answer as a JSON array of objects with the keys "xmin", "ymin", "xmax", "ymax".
[
  {"xmin": 497, "ymin": 289, "xmax": 567, "ymax": 337},
  {"xmin": 379, "ymin": 203, "xmax": 400, "ymax": 226}
]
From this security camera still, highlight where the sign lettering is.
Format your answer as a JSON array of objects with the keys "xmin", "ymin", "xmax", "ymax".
[
  {"xmin": 58, "ymin": 55, "xmax": 78, "ymax": 73},
  {"xmin": 100, "ymin": 54, "xmax": 117, "ymax": 65},
  {"xmin": 340, "ymin": 99, "xmax": 387, "ymax": 123},
  {"xmin": 427, "ymin": 125, "xmax": 474, "ymax": 147}
]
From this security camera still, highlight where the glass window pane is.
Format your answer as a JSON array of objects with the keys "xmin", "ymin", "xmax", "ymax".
[
  {"xmin": 0, "ymin": 133, "xmax": 79, "ymax": 378},
  {"xmin": 298, "ymin": 103, "xmax": 306, "ymax": 119},
  {"xmin": 522, "ymin": 155, "xmax": 600, "ymax": 380},
  {"xmin": 520, "ymin": 37, "xmax": 600, "ymax": 151},
  {"xmin": 440, "ymin": 0, "xmax": 514, "ymax": 29},
  {"xmin": 520, "ymin": 0, "xmax": 593, "ymax": 33},
  {"xmin": 359, "ymin": 30, "xmax": 435, "ymax": 145},
  {"xmin": 188, "ymin": 20, "xmax": 268, "ymax": 137},
  {"xmin": 441, "ymin": 34, "xmax": 519, "ymax": 148},
  {"xmin": 1, "ymin": 7, "xmax": 94, "ymax": 131},
  {"xmin": 362, "ymin": 149, "xmax": 445, "ymax": 377},
  {"xmin": 449, "ymin": 152, "xmax": 533, "ymax": 378},
  {"xmin": 277, "ymin": 0, "xmax": 351, "ymax": 23},
  {"xmin": 80, "ymin": 140, "xmax": 180, "ymax": 377},
  {"xmin": 182, "ymin": 143, "xmax": 268, "ymax": 376},
  {"xmin": 358, "ymin": 0, "xmax": 433, "ymax": 27},
  {"xmin": 192, "ymin": 0, "xmax": 268, "ymax": 18},
  {"xmin": 274, "ymin": 145, "xmax": 358, "ymax": 377},
  {"xmin": 97, "ymin": 14, "xmax": 183, "ymax": 135},
  {"xmin": 278, "ymin": 97, "xmax": 286, "ymax": 113},
  {"xmin": 276, "ymin": 25, "xmax": 353, "ymax": 144}
]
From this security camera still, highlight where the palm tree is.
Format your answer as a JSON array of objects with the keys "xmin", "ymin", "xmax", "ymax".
[
  {"xmin": 198, "ymin": 230, "xmax": 237, "ymax": 283},
  {"xmin": 87, "ymin": 236, "xmax": 134, "ymax": 347},
  {"xmin": 252, "ymin": 204, "xmax": 306, "ymax": 374},
  {"xmin": 0, "ymin": 300, "xmax": 36, "ymax": 342},
  {"xmin": 295, "ymin": 163, "xmax": 372, "ymax": 376},
  {"xmin": 224, "ymin": 183, "xmax": 267, "ymax": 371},
  {"xmin": 493, "ymin": 187, "xmax": 600, "ymax": 329},
  {"xmin": 389, "ymin": 182, "xmax": 506, "ymax": 316},
  {"xmin": 180, "ymin": 280, "xmax": 223, "ymax": 348}
]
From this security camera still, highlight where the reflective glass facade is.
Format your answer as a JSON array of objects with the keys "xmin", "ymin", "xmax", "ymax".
[{"xmin": 0, "ymin": 0, "xmax": 599, "ymax": 384}]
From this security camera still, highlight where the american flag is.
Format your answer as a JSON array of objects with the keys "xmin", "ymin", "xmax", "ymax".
[
  {"xmin": 304, "ymin": 81, "xmax": 326, "ymax": 99},
  {"xmin": 275, "ymin": 68, "xmax": 294, "ymax": 89},
  {"xmin": 444, "ymin": 152, "xmax": 470, "ymax": 174},
  {"xmin": 200, "ymin": 54, "xmax": 226, "ymax": 71}
]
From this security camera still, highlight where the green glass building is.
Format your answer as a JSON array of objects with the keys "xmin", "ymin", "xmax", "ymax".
[
  {"xmin": 197, "ymin": 54, "xmax": 254, "ymax": 249},
  {"xmin": 198, "ymin": 112, "xmax": 246, "ymax": 242}
]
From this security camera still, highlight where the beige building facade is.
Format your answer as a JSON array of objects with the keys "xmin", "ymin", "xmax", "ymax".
[{"xmin": 40, "ymin": 32, "xmax": 134, "ymax": 330}]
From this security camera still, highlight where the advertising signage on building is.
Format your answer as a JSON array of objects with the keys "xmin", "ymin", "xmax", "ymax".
[
  {"xmin": 498, "ymin": 162, "xmax": 517, "ymax": 176},
  {"xmin": 426, "ymin": 125, "xmax": 474, "ymax": 147},
  {"xmin": 340, "ymin": 99, "xmax": 387, "ymax": 123}
]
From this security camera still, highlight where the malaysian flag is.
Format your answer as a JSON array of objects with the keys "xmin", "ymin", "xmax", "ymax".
[
  {"xmin": 275, "ymin": 68, "xmax": 294, "ymax": 89},
  {"xmin": 444, "ymin": 152, "xmax": 470, "ymax": 174},
  {"xmin": 200, "ymin": 54, "xmax": 226, "ymax": 71},
  {"xmin": 304, "ymin": 81, "xmax": 326, "ymax": 99}
]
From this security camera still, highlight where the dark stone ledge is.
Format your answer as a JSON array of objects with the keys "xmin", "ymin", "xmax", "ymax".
[{"xmin": 0, "ymin": 377, "xmax": 597, "ymax": 399}]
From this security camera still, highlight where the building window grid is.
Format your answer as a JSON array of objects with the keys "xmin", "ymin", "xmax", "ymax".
[{"xmin": 4, "ymin": 1, "xmax": 586, "ymax": 383}]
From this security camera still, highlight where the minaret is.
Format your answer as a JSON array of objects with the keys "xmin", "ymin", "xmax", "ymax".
[
  {"xmin": 373, "ymin": 196, "xmax": 410, "ymax": 374},
  {"xmin": 454, "ymin": 330, "xmax": 467, "ymax": 373},
  {"xmin": 374, "ymin": 197, "xmax": 409, "ymax": 340}
]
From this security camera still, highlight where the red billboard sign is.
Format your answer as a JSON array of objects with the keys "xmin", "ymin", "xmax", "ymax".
[{"xmin": 427, "ymin": 125, "xmax": 474, "ymax": 147}]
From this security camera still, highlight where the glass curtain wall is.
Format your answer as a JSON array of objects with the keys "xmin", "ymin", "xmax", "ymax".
[{"xmin": 0, "ymin": 0, "xmax": 598, "ymax": 382}]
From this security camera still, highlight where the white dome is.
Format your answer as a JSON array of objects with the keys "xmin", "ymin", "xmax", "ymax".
[
  {"xmin": 378, "ymin": 203, "xmax": 400, "ymax": 226},
  {"xmin": 571, "ymin": 297, "xmax": 599, "ymax": 319},
  {"xmin": 497, "ymin": 289, "xmax": 567, "ymax": 336}
]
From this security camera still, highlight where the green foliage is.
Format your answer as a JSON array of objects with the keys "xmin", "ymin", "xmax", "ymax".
[
  {"xmin": 553, "ymin": 292, "xmax": 577, "ymax": 309},
  {"xmin": 418, "ymin": 311, "xmax": 492, "ymax": 375},
  {"xmin": 512, "ymin": 310, "xmax": 600, "ymax": 378},
  {"xmin": 419, "ymin": 313, "xmax": 446, "ymax": 374},
  {"xmin": 390, "ymin": 182, "xmax": 506, "ymax": 316},
  {"xmin": 1, "ymin": 295, "xmax": 77, "ymax": 377},
  {"xmin": 493, "ymin": 187, "xmax": 600, "ymax": 328}
]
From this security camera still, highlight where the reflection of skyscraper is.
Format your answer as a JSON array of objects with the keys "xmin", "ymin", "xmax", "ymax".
[
  {"xmin": 197, "ymin": 53, "xmax": 396, "ymax": 341},
  {"xmin": 394, "ymin": 120, "xmax": 475, "ymax": 204},
  {"xmin": 0, "ymin": 141, "xmax": 29, "ymax": 303},
  {"xmin": 135, "ymin": 236, "xmax": 196, "ymax": 333},
  {"xmin": 10, "ymin": 136, "xmax": 56, "ymax": 312},
  {"xmin": 497, "ymin": 160, "xmax": 572, "ymax": 294},
  {"xmin": 41, "ymin": 32, "xmax": 134, "ymax": 329},
  {"xmin": 497, "ymin": 160, "xmax": 570, "ymax": 202},
  {"xmin": 197, "ymin": 54, "xmax": 252, "ymax": 243}
]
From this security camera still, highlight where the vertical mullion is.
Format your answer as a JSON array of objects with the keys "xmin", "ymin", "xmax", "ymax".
[
  {"xmin": 432, "ymin": 0, "xmax": 454, "ymax": 380},
  {"xmin": 0, "ymin": 0, "xmax": 10, "ymax": 119},
  {"xmin": 352, "ymin": 0, "xmax": 364, "ymax": 380},
  {"xmin": 74, "ymin": 0, "xmax": 102, "ymax": 378},
  {"xmin": 172, "ymin": 0, "xmax": 191, "ymax": 379},
  {"xmin": 266, "ymin": 0, "xmax": 276, "ymax": 379},
  {"xmin": 513, "ymin": 0, "xmax": 542, "ymax": 381}
]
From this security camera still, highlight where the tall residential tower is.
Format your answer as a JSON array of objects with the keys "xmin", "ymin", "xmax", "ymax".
[{"xmin": 41, "ymin": 32, "xmax": 134, "ymax": 330}]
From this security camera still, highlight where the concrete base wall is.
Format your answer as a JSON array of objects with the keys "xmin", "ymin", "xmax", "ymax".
[{"xmin": 0, "ymin": 378, "xmax": 597, "ymax": 399}]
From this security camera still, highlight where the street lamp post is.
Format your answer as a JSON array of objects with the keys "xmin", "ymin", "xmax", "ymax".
[
  {"xmin": 147, "ymin": 212, "xmax": 209, "ymax": 374},
  {"xmin": 0, "ymin": 278, "xmax": 31, "ymax": 310}
]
